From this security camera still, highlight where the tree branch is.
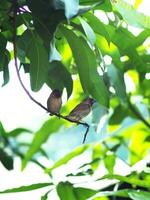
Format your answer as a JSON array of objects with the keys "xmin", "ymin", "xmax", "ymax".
[{"xmin": 12, "ymin": 1, "xmax": 90, "ymax": 143}]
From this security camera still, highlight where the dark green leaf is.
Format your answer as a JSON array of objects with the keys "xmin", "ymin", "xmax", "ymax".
[
  {"xmin": 22, "ymin": 118, "xmax": 64, "ymax": 170},
  {"xmin": 60, "ymin": 26, "xmax": 109, "ymax": 107},
  {"xmin": 46, "ymin": 144, "xmax": 90, "ymax": 173},
  {"xmin": 27, "ymin": 0, "xmax": 65, "ymax": 46},
  {"xmin": 7, "ymin": 128, "xmax": 32, "ymax": 137},
  {"xmin": 0, "ymin": 148, "xmax": 13, "ymax": 170},
  {"xmin": 26, "ymin": 32, "xmax": 49, "ymax": 91},
  {"xmin": 0, "ymin": 182, "xmax": 52, "ymax": 194},
  {"xmin": 0, "ymin": 121, "xmax": 6, "ymax": 137},
  {"xmin": 46, "ymin": 61, "xmax": 73, "ymax": 98}
]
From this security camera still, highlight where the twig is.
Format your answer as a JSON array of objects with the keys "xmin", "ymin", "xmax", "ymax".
[{"xmin": 12, "ymin": 1, "xmax": 90, "ymax": 143}]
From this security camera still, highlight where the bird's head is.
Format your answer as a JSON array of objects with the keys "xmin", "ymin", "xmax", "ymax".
[
  {"xmin": 85, "ymin": 97, "xmax": 96, "ymax": 105},
  {"xmin": 52, "ymin": 89, "xmax": 62, "ymax": 98}
]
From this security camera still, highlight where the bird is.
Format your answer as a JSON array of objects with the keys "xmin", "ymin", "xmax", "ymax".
[
  {"xmin": 47, "ymin": 89, "xmax": 62, "ymax": 115},
  {"xmin": 66, "ymin": 97, "xmax": 96, "ymax": 122}
]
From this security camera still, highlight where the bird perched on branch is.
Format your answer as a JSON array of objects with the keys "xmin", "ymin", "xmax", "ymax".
[
  {"xmin": 47, "ymin": 89, "xmax": 62, "ymax": 115},
  {"xmin": 66, "ymin": 97, "xmax": 96, "ymax": 122}
]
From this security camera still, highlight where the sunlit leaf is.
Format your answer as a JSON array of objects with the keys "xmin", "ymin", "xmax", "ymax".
[
  {"xmin": 46, "ymin": 144, "xmax": 90, "ymax": 173},
  {"xmin": 79, "ymin": 17, "xmax": 96, "ymax": 45},
  {"xmin": 107, "ymin": 64, "xmax": 127, "ymax": 102},
  {"xmin": 22, "ymin": 118, "xmax": 64, "ymax": 170},
  {"xmin": 114, "ymin": 0, "xmax": 150, "ymax": 29},
  {"xmin": 134, "ymin": 0, "xmax": 143, "ymax": 9},
  {"xmin": 104, "ymin": 154, "xmax": 116, "ymax": 174},
  {"xmin": 60, "ymin": 25, "xmax": 109, "ymax": 107}
]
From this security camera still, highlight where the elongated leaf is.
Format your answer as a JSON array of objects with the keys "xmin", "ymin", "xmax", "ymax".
[
  {"xmin": 89, "ymin": 189, "xmax": 133, "ymax": 199},
  {"xmin": 46, "ymin": 144, "xmax": 90, "ymax": 173},
  {"xmin": 60, "ymin": 26, "xmax": 109, "ymax": 107},
  {"xmin": 129, "ymin": 190, "xmax": 150, "ymax": 200},
  {"xmin": 84, "ymin": 12, "xmax": 110, "ymax": 44},
  {"xmin": 7, "ymin": 128, "xmax": 32, "ymax": 137},
  {"xmin": 107, "ymin": 64, "xmax": 127, "ymax": 102},
  {"xmin": 100, "ymin": 174, "xmax": 150, "ymax": 189},
  {"xmin": 114, "ymin": 0, "xmax": 150, "ymax": 29},
  {"xmin": 0, "ymin": 183, "xmax": 52, "ymax": 194},
  {"xmin": 79, "ymin": 17, "xmax": 96, "ymax": 45},
  {"xmin": 26, "ymin": 32, "xmax": 49, "ymax": 91},
  {"xmin": 22, "ymin": 118, "xmax": 64, "ymax": 170}
]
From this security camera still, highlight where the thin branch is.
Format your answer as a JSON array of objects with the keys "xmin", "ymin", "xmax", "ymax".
[{"xmin": 12, "ymin": 1, "xmax": 90, "ymax": 143}]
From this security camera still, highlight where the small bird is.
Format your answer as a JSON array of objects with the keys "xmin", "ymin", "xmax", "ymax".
[
  {"xmin": 47, "ymin": 89, "xmax": 62, "ymax": 115},
  {"xmin": 66, "ymin": 97, "xmax": 96, "ymax": 121}
]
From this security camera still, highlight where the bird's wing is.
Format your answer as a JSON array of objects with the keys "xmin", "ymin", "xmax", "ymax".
[{"xmin": 68, "ymin": 103, "xmax": 91, "ymax": 120}]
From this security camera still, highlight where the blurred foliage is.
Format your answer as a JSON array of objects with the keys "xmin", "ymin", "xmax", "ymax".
[{"xmin": 0, "ymin": 0, "xmax": 150, "ymax": 199}]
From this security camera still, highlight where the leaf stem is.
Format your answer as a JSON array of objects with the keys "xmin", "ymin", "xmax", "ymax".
[{"xmin": 12, "ymin": 1, "xmax": 90, "ymax": 143}]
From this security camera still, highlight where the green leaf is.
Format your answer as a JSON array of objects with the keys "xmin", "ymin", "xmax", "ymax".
[
  {"xmin": 27, "ymin": 0, "xmax": 65, "ymax": 46},
  {"xmin": 104, "ymin": 154, "xmax": 116, "ymax": 174},
  {"xmin": 57, "ymin": 182, "xmax": 97, "ymax": 200},
  {"xmin": 41, "ymin": 190, "xmax": 51, "ymax": 200},
  {"xmin": 60, "ymin": 26, "xmax": 109, "ymax": 107},
  {"xmin": 0, "ymin": 121, "xmax": 6, "ymax": 137},
  {"xmin": 107, "ymin": 64, "xmax": 127, "ymax": 102},
  {"xmin": 84, "ymin": 12, "xmax": 110, "ymax": 45},
  {"xmin": 26, "ymin": 32, "xmax": 49, "ymax": 91},
  {"xmin": 7, "ymin": 128, "xmax": 32, "ymax": 137},
  {"xmin": 74, "ymin": 187, "xmax": 97, "ymax": 200},
  {"xmin": 100, "ymin": 174, "xmax": 150, "ymax": 189},
  {"xmin": 57, "ymin": 182, "xmax": 76, "ymax": 200},
  {"xmin": 46, "ymin": 144, "xmax": 90, "ymax": 173},
  {"xmin": 22, "ymin": 118, "xmax": 64, "ymax": 170},
  {"xmin": 79, "ymin": 17, "xmax": 96, "ymax": 45},
  {"xmin": 0, "ymin": 183, "xmax": 52, "ymax": 194},
  {"xmin": 46, "ymin": 61, "xmax": 73, "ymax": 98},
  {"xmin": 114, "ymin": 0, "xmax": 150, "ymax": 29},
  {"xmin": 0, "ymin": 148, "xmax": 13, "ymax": 170},
  {"xmin": 90, "ymin": 189, "xmax": 133, "ymax": 199},
  {"xmin": 0, "ymin": 49, "xmax": 10, "ymax": 86},
  {"xmin": 128, "ymin": 190, "xmax": 150, "ymax": 200}
]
